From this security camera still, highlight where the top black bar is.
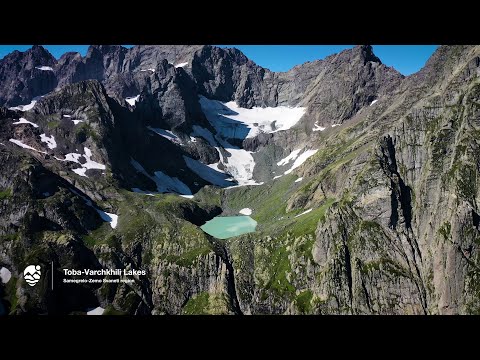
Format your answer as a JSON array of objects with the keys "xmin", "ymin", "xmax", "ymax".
[{"xmin": 2, "ymin": 4, "xmax": 478, "ymax": 44}]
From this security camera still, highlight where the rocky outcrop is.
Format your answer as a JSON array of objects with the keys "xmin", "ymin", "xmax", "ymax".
[{"xmin": 0, "ymin": 45, "xmax": 57, "ymax": 107}]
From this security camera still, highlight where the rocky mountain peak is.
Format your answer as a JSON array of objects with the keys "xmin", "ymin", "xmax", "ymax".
[{"xmin": 354, "ymin": 44, "xmax": 381, "ymax": 64}]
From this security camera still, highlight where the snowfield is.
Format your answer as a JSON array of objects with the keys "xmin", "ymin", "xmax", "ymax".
[
  {"xmin": 312, "ymin": 121, "xmax": 325, "ymax": 132},
  {"xmin": 70, "ymin": 189, "xmax": 118, "ymax": 229},
  {"xmin": 8, "ymin": 96, "xmax": 44, "ymax": 112},
  {"xmin": 239, "ymin": 208, "xmax": 253, "ymax": 215},
  {"xmin": 199, "ymin": 97, "xmax": 287, "ymax": 186},
  {"xmin": 97, "ymin": 210, "xmax": 118, "ymax": 229},
  {"xmin": 191, "ymin": 126, "xmax": 218, "ymax": 148},
  {"xmin": 175, "ymin": 62, "xmax": 188, "ymax": 68},
  {"xmin": 126, "ymin": 95, "xmax": 140, "ymax": 106},
  {"xmin": 199, "ymin": 96, "xmax": 305, "ymax": 139},
  {"xmin": 295, "ymin": 208, "xmax": 313, "ymax": 217},
  {"xmin": 40, "ymin": 133, "xmax": 57, "ymax": 149},
  {"xmin": 183, "ymin": 156, "xmax": 233, "ymax": 187},
  {"xmin": 147, "ymin": 127, "xmax": 181, "ymax": 144},
  {"xmin": 57, "ymin": 147, "xmax": 106, "ymax": 177},
  {"xmin": 0, "ymin": 267, "xmax": 12, "ymax": 284},
  {"xmin": 284, "ymin": 149, "xmax": 318, "ymax": 175},
  {"xmin": 277, "ymin": 149, "xmax": 301, "ymax": 166},
  {"xmin": 35, "ymin": 66, "xmax": 53, "ymax": 71},
  {"xmin": 13, "ymin": 117, "xmax": 38, "ymax": 127},
  {"xmin": 87, "ymin": 307, "xmax": 105, "ymax": 315},
  {"xmin": 9, "ymin": 139, "xmax": 47, "ymax": 154},
  {"xmin": 130, "ymin": 158, "xmax": 193, "ymax": 197}
]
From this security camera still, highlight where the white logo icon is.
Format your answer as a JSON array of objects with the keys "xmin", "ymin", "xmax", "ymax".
[{"xmin": 24, "ymin": 265, "xmax": 41, "ymax": 287}]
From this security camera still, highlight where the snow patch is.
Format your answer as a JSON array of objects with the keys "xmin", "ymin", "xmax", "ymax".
[
  {"xmin": 295, "ymin": 177, "xmax": 303, "ymax": 183},
  {"xmin": 284, "ymin": 149, "xmax": 318, "ymax": 175},
  {"xmin": 9, "ymin": 139, "xmax": 47, "ymax": 154},
  {"xmin": 87, "ymin": 307, "xmax": 105, "ymax": 315},
  {"xmin": 40, "ymin": 133, "xmax": 57, "ymax": 149},
  {"xmin": 295, "ymin": 208, "xmax": 313, "ymax": 218},
  {"xmin": 179, "ymin": 195, "xmax": 195, "ymax": 199},
  {"xmin": 312, "ymin": 121, "xmax": 325, "ymax": 132},
  {"xmin": 70, "ymin": 189, "xmax": 118, "ymax": 229},
  {"xmin": 331, "ymin": 124, "xmax": 341, "ymax": 127},
  {"xmin": 58, "ymin": 147, "xmax": 106, "ymax": 177},
  {"xmin": 199, "ymin": 96, "xmax": 306, "ymax": 139},
  {"xmin": 216, "ymin": 138, "xmax": 261, "ymax": 186},
  {"xmin": 141, "ymin": 68, "xmax": 155, "ymax": 73},
  {"xmin": 8, "ymin": 96, "xmax": 44, "ymax": 112},
  {"xmin": 277, "ymin": 149, "xmax": 301, "ymax": 166},
  {"xmin": 191, "ymin": 126, "xmax": 218, "ymax": 148},
  {"xmin": 273, "ymin": 175, "xmax": 283, "ymax": 180},
  {"xmin": 147, "ymin": 127, "xmax": 181, "ymax": 144},
  {"xmin": 97, "ymin": 210, "xmax": 118, "ymax": 229},
  {"xmin": 239, "ymin": 208, "xmax": 252, "ymax": 215},
  {"xmin": 13, "ymin": 117, "xmax": 38, "ymax": 127},
  {"xmin": 183, "ymin": 156, "xmax": 233, "ymax": 187},
  {"xmin": 190, "ymin": 136, "xmax": 197, "ymax": 142},
  {"xmin": 83, "ymin": 148, "xmax": 106, "ymax": 170},
  {"xmin": 0, "ymin": 267, "xmax": 12, "ymax": 284},
  {"xmin": 370, "ymin": 99, "xmax": 378, "ymax": 106},
  {"xmin": 72, "ymin": 168, "xmax": 88, "ymax": 177},
  {"xmin": 35, "ymin": 66, "xmax": 53, "ymax": 71},
  {"xmin": 175, "ymin": 62, "xmax": 189, "ymax": 68},
  {"xmin": 63, "ymin": 114, "xmax": 84, "ymax": 124},
  {"xmin": 131, "ymin": 188, "xmax": 156, "ymax": 196},
  {"xmin": 126, "ymin": 95, "xmax": 140, "ymax": 106},
  {"xmin": 130, "ymin": 158, "xmax": 192, "ymax": 196}
]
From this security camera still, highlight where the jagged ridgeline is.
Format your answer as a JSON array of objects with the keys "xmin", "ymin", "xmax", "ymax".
[{"xmin": 0, "ymin": 45, "xmax": 479, "ymax": 315}]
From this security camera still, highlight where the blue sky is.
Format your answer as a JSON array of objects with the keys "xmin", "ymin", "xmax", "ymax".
[{"xmin": 0, "ymin": 45, "xmax": 438, "ymax": 76}]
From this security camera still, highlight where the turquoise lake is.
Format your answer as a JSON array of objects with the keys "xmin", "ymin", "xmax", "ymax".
[{"xmin": 201, "ymin": 216, "xmax": 257, "ymax": 239}]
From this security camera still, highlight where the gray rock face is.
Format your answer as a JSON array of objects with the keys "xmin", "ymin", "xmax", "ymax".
[{"xmin": 0, "ymin": 45, "xmax": 57, "ymax": 107}]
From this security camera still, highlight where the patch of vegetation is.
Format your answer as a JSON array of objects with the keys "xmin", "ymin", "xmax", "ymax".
[
  {"xmin": 103, "ymin": 305, "xmax": 126, "ymax": 315},
  {"xmin": 465, "ymin": 267, "xmax": 480, "ymax": 314},
  {"xmin": 0, "ymin": 233, "xmax": 19, "ymax": 242},
  {"xmin": 360, "ymin": 258, "xmax": 411, "ymax": 279},
  {"xmin": 183, "ymin": 292, "xmax": 210, "ymax": 314},
  {"xmin": 438, "ymin": 221, "xmax": 452, "ymax": 241},
  {"xmin": 193, "ymin": 187, "xmax": 223, "ymax": 208},
  {"xmin": 263, "ymin": 244, "xmax": 296, "ymax": 299},
  {"xmin": 75, "ymin": 122, "xmax": 100, "ymax": 143},
  {"xmin": 288, "ymin": 198, "xmax": 336, "ymax": 238},
  {"xmin": 0, "ymin": 188, "xmax": 12, "ymax": 200},
  {"xmin": 166, "ymin": 246, "xmax": 212, "ymax": 267},
  {"xmin": 182, "ymin": 292, "xmax": 229, "ymax": 315},
  {"xmin": 226, "ymin": 174, "xmax": 297, "ymax": 225},
  {"xmin": 295, "ymin": 290, "xmax": 313, "ymax": 314},
  {"xmin": 47, "ymin": 120, "xmax": 58, "ymax": 129},
  {"xmin": 82, "ymin": 225, "xmax": 118, "ymax": 248},
  {"xmin": 457, "ymin": 164, "xmax": 477, "ymax": 201}
]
